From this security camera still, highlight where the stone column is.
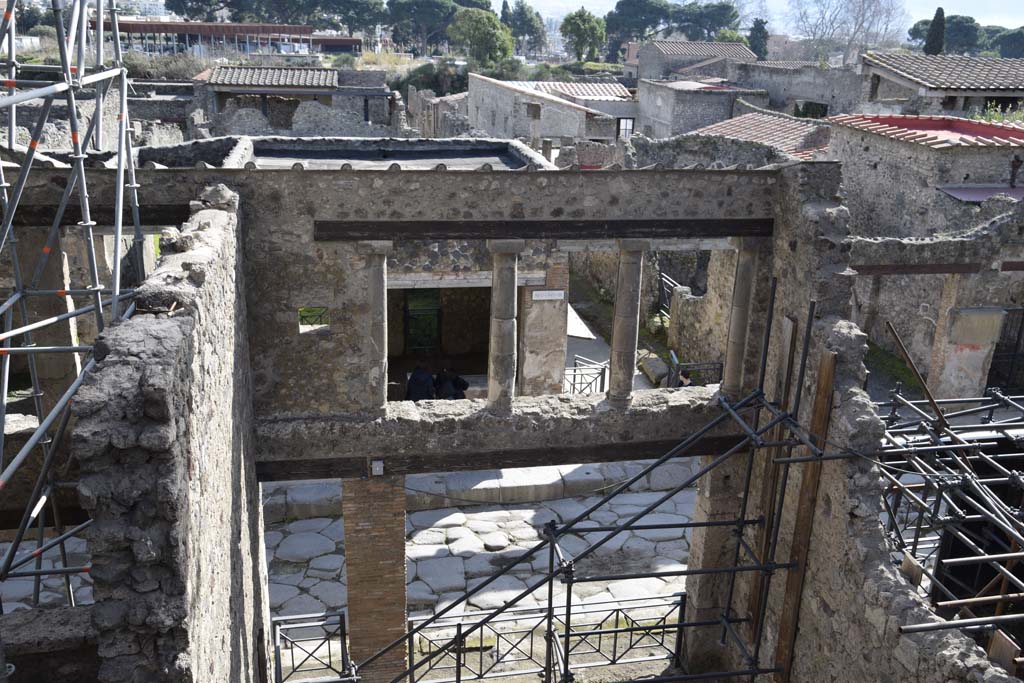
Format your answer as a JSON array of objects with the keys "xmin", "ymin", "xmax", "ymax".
[
  {"xmin": 342, "ymin": 476, "xmax": 408, "ymax": 683},
  {"xmin": 517, "ymin": 260, "xmax": 569, "ymax": 396},
  {"xmin": 487, "ymin": 239, "xmax": 525, "ymax": 408},
  {"xmin": 928, "ymin": 273, "xmax": 1006, "ymax": 399},
  {"xmin": 607, "ymin": 240, "xmax": 649, "ymax": 405},
  {"xmin": 359, "ymin": 241, "xmax": 392, "ymax": 411},
  {"xmin": 721, "ymin": 240, "xmax": 759, "ymax": 399}
]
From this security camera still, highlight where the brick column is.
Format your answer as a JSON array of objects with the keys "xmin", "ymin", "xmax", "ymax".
[
  {"xmin": 342, "ymin": 476, "xmax": 408, "ymax": 683},
  {"xmin": 487, "ymin": 239, "xmax": 525, "ymax": 409},
  {"xmin": 358, "ymin": 241, "xmax": 393, "ymax": 411},
  {"xmin": 607, "ymin": 239, "xmax": 649, "ymax": 406},
  {"xmin": 721, "ymin": 240, "xmax": 759, "ymax": 399}
]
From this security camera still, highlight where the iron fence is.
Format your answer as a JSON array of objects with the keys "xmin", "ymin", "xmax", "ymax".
[
  {"xmin": 666, "ymin": 352, "xmax": 723, "ymax": 388},
  {"xmin": 273, "ymin": 610, "xmax": 357, "ymax": 683},
  {"xmin": 563, "ymin": 355, "xmax": 608, "ymax": 395},
  {"xmin": 657, "ymin": 271, "xmax": 681, "ymax": 318}
]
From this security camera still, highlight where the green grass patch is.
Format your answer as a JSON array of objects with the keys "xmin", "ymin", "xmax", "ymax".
[{"xmin": 865, "ymin": 340, "xmax": 923, "ymax": 393}]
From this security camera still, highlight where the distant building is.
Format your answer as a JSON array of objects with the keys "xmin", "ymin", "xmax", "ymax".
[
  {"xmin": 637, "ymin": 79, "xmax": 768, "ymax": 137},
  {"xmin": 630, "ymin": 40, "xmax": 757, "ymax": 80},
  {"xmin": 861, "ymin": 52, "xmax": 1024, "ymax": 117}
]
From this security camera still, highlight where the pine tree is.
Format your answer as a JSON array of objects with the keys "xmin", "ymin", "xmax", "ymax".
[
  {"xmin": 500, "ymin": 0, "xmax": 512, "ymax": 26},
  {"xmin": 924, "ymin": 7, "xmax": 945, "ymax": 55}
]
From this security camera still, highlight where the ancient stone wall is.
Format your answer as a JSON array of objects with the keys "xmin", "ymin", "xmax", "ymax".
[
  {"xmin": 628, "ymin": 133, "xmax": 791, "ymax": 168},
  {"xmin": 70, "ymin": 185, "xmax": 269, "ymax": 683},
  {"xmin": 829, "ymin": 125, "xmax": 1023, "ymax": 237},
  {"xmin": 727, "ymin": 62, "xmax": 864, "ymax": 115},
  {"xmin": 0, "ymin": 604, "xmax": 100, "ymax": 680},
  {"xmin": 638, "ymin": 80, "xmax": 770, "ymax": 138}
]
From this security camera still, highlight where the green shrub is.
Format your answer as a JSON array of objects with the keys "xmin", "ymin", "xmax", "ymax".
[{"xmin": 122, "ymin": 52, "xmax": 208, "ymax": 80}]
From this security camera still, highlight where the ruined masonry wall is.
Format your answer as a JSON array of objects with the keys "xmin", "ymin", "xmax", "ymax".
[{"xmin": 70, "ymin": 185, "xmax": 268, "ymax": 683}]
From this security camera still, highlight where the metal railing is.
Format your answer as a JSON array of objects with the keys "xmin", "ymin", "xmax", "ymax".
[
  {"xmin": 273, "ymin": 610, "xmax": 357, "ymax": 683},
  {"xmin": 407, "ymin": 595, "xmax": 685, "ymax": 683},
  {"xmin": 657, "ymin": 270, "xmax": 681, "ymax": 318},
  {"xmin": 563, "ymin": 355, "xmax": 608, "ymax": 395},
  {"xmin": 666, "ymin": 352, "xmax": 723, "ymax": 388}
]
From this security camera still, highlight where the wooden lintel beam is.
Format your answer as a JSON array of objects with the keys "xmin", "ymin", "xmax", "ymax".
[
  {"xmin": 313, "ymin": 218, "xmax": 774, "ymax": 242},
  {"xmin": 852, "ymin": 262, "xmax": 982, "ymax": 276},
  {"xmin": 255, "ymin": 434, "xmax": 746, "ymax": 482},
  {"xmin": 774, "ymin": 350, "xmax": 837, "ymax": 683}
]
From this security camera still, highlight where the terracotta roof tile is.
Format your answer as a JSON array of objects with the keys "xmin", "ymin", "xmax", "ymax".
[
  {"xmin": 207, "ymin": 65, "xmax": 338, "ymax": 89},
  {"xmin": 828, "ymin": 113, "xmax": 1024, "ymax": 148},
  {"xmin": 506, "ymin": 81, "xmax": 632, "ymax": 100},
  {"xmin": 863, "ymin": 52, "xmax": 1024, "ymax": 91},
  {"xmin": 691, "ymin": 112, "xmax": 828, "ymax": 157},
  {"xmin": 648, "ymin": 40, "xmax": 756, "ymax": 62}
]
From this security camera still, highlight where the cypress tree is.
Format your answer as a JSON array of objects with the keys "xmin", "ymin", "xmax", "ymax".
[
  {"xmin": 500, "ymin": 0, "xmax": 512, "ymax": 26},
  {"xmin": 924, "ymin": 8, "xmax": 945, "ymax": 55}
]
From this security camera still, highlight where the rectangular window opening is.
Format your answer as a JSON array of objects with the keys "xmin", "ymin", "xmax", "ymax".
[
  {"xmin": 298, "ymin": 306, "xmax": 330, "ymax": 334},
  {"xmin": 617, "ymin": 117, "xmax": 635, "ymax": 139}
]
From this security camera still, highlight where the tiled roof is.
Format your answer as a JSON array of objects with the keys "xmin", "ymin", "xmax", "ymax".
[
  {"xmin": 862, "ymin": 52, "xmax": 1024, "ymax": 92},
  {"xmin": 755, "ymin": 60, "xmax": 821, "ymax": 69},
  {"xmin": 206, "ymin": 65, "xmax": 339, "ymax": 89},
  {"xmin": 691, "ymin": 112, "xmax": 828, "ymax": 159},
  {"xmin": 828, "ymin": 114, "xmax": 1024, "ymax": 148},
  {"xmin": 648, "ymin": 40, "xmax": 757, "ymax": 62},
  {"xmin": 507, "ymin": 81, "xmax": 632, "ymax": 100}
]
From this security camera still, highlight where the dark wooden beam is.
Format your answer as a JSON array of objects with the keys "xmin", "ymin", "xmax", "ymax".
[
  {"xmin": 852, "ymin": 263, "xmax": 982, "ymax": 276},
  {"xmin": 314, "ymin": 218, "xmax": 774, "ymax": 242},
  {"xmin": 12, "ymin": 203, "xmax": 192, "ymax": 227},
  {"xmin": 255, "ymin": 433, "xmax": 746, "ymax": 482},
  {"xmin": 1002, "ymin": 261, "xmax": 1024, "ymax": 272}
]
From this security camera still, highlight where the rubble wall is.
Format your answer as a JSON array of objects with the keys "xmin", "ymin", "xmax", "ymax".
[
  {"xmin": 0, "ymin": 604, "xmax": 99, "ymax": 680},
  {"xmin": 728, "ymin": 62, "xmax": 863, "ymax": 114},
  {"xmin": 638, "ymin": 81, "xmax": 769, "ymax": 137},
  {"xmin": 70, "ymin": 186, "xmax": 269, "ymax": 683}
]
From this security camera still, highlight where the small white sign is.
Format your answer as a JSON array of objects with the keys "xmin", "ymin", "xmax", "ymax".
[{"xmin": 532, "ymin": 290, "xmax": 565, "ymax": 301}]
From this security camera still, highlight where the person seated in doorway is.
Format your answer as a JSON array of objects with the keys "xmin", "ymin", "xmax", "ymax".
[
  {"xmin": 406, "ymin": 365, "xmax": 436, "ymax": 401},
  {"xmin": 434, "ymin": 368, "xmax": 469, "ymax": 400},
  {"xmin": 678, "ymin": 369, "xmax": 693, "ymax": 387}
]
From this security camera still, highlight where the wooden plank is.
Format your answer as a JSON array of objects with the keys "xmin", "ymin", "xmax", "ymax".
[
  {"xmin": 313, "ymin": 218, "xmax": 774, "ymax": 242},
  {"xmin": 851, "ymin": 263, "xmax": 983, "ymax": 276},
  {"xmin": 900, "ymin": 552, "xmax": 924, "ymax": 586},
  {"xmin": 254, "ymin": 433, "xmax": 747, "ymax": 482},
  {"xmin": 987, "ymin": 630, "xmax": 1020, "ymax": 676},
  {"xmin": 774, "ymin": 350, "xmax": 837, "ymax": 683},
  {"xmin": 1002, "ymin": 261, "xmax": 1024, "ymax": 272}
]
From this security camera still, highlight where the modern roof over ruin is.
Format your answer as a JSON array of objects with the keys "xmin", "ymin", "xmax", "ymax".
[
  {"xmin": 200, "ymin": 65, "xmax": 339, "ymax": 90},
  {"xmin": 505, "ymin": 80, "xmax": 632, "ymax": 101},
  {"xmin": 828, "ymin": 114, "xmax": 1024, "ymax": 149},
  {"xmin": 862, "ymin": 52, "xmax": 1024, "ymax": 92},
  {"xmin": 691, "ymin": 111, "xmax": 829, "ymax": 159},
  {"xmin": 647, "ymin": 40, "xmax": 757, "ymax": 62}
]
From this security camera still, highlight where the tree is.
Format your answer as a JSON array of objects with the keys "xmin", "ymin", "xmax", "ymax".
[
  {"xmin": 670, "ymin": 2, "xmax": 739, "ymax": 41},
  {"xmin": 327, "ymin": 0, "xmax": 386, "ymax": 34},
  {"xmin": 509, "ymin": 0, "xmax": 545, "ymax": 54},
  {"xmin": 388, "ymin": 0, "xmax": 457, "ymax": 54},
  {"xmin": 788, "ymin": 0, "xmax": 907, "ymax": 63},
  {"xmin": 748, "ymin": 17, "xmax": 769, "ymax": 59},
  {"xmin": 980, "ymin": 25, "xmax": 1008, "ymax": 51},
  {"xmin": 452, "ymin": 0, "xmax": 493, "ymax": 11},
  {"xmin": 908, "ymin": 19, "xmax": 931, "ymax": 45},
  {"xmin": 447, "ymin": 8, "xmax": 513, "ymax": 65},
  {"xmin": 944, "ymin": 15, "xmax": 981, "ymax": 54},
  {"xmin": 715, "ymin": 28, "xmax": 747, "ymax": 43},
  {"xmin": 500, "ymin": 0, "xmax": 512, "ymax": 25},
  {"xmin": 992, "ymin": 28, "xmax": 1024, "ymax": 58},
  {"xmin": 923, "ymin": 7, "xmax": 944, "ymax": 53},
  {"xmin": 560, "ymin": 7, "xmax": 605, "ymax": 61},
  {"xmin": 604, "ymin": 0, "xmax": 671, "ymax": 42},
  {"xmin": 14, "ymin": 1, "xmax": 43, "ymax": 34}
]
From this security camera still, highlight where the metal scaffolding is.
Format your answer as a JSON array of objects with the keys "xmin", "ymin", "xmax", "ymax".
[
  {"xmin": 0, "ymin": 0, "xmax": 143, "ymax": 614},
  {"xmin": 347, "ymin": 287, "xmax": 840, "ymax": 683},
  {"xmin": 880, "ymin": 385, "xmax": 1024, "ymax": 668}
]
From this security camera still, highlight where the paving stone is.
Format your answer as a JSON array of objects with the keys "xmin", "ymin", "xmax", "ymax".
[
  {"xmin": 507, "ymin": 525, "xmax": 539, "ymax": 542},
  {"xmin": 310, "ymin": 554, "xmax": 344, "ymax": 572},
  {"xmin": 264, "ymin": 493, "xmax": 286, "ymax": 524},
  {"xmin": 310, "ymin": 581, "xmax": 347, "ymax": 608},
  {"xmin": 559, "ymin": 464, "xmax": 605, "ymax": 497},
  {"xmin": 300, "ymin": 577, "xmax": 319, "ymax": 588},
  {"xmin": 264, "ymin": 531, "xmax": 284, "ymax": 548},
  {"xmin": 446, "ymin": 527, "xmax": 476, "ymax": 541},
  {"xmin": 268, "ymin": 583, "xmax": 301, "ymax": 609},
  {"xmin": 75, "ymin": 586, "xmax": 93, "ymax": 604},
  {"xmin": 280, "ymin": 593, "xmax": 327, "ymax": 617},
  {"xmin": 445, "ymin": 470, "xmax": 503, "ymax": 504},
  {"xmin": 407, "ymin": 544, "xmax": 450, "ymax": 561},
  {"xmin": 557, "ymin": 534, "xmax": 589, "ymax": 558},
  {"xmin": 481, "ymin": 531, "xmax": 510, "ymax": 551},
  {"xmin": 466, "ymin": 509, "xmax": 511, "ymax": 523},
  {"xmin": 588, "ymin": 530, "xmax": 630, "ymax": 555},
  {"xmin": 286, "ymin": 482, "xmax": 342, "ymax": 520},
  {"xmin": 321, "ymin": 519, "xmax": 345, "ymax": 543},
  {"xmin": 406, "ymin": 473, "xmax": 450, "ymax": 511},
  {"xmin": 449, "ymin": 535, "xmax": 485, "ymax": 557},
  {"xmin": 417, "ymin": 557, "xmax": 466, "ymax": 594},
  {"xmin": 655, "ymin": 540, "xmax": 690, "ymax": 561},
  {"xmin": 274, "ymin": 570, "xmax": 305, "ymax": 586},
  {"xmin": 408, "ymin": 580, "xmax": 438, "ymax": 606},
  {"xmin": 649, "ymin": 459, "xmax": 702, "ymax": 491},
  {"xmin": 498, "ymin": 466, "xmax": 564, "ymax": 502},
  {"xmin": 275, "ymin": 532, "xmax": 336, "ymax": 562},
  {"xmin": 632, "ymin": 513, "xmax": 690, "ymax": 542},
  {"xmin": 622, "ymin": 536, "xmax": 656, "ymax": 556},
  {"xmin": 287, "ymin": 518, "xmax": 332, "ymax": 534},
  {"xmin": 410, "ymin": 508, "xmax": 467, "ymax": 529},
  {"xmin": 543, "ymin": 498, "xmax": 588, "ymax": 523},
  {"xmin": 411, "ymin": 529, "xmax": 447, "ymax": 545},
  {"xmin": 466, "ymin": 575, "xmax": 528, "ymax": 610},
  {"xmin": 464, "ymin": 553, "xmax": 500, "ymax": 578},
  {"xmin": 466, "ymin": 520, "xmax": 500, "ymax": 534},
  {"xmin": 436, "ymin": 592, "xmax": 468, "ymax": 617},
  {"xmin": 3, "ymin": 602, "xmax": 28, "ymax": 612},
  {"xmin": 607, "ymin": 577, "xmax": 666, "ymax": 601},
  {"xmin": 0, "ymin": 579, "xmax": 36, "ymax": 602}
]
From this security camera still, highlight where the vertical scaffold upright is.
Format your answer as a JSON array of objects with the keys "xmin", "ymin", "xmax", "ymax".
[{"xmin": 0, "ymin": 0, "xmax": 143, "ymax": 613}]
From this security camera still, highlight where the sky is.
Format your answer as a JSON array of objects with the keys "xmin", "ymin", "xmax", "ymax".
[{"xmin": 525, "ymin": 0, "xmax": 1024, "ymax": 33}]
